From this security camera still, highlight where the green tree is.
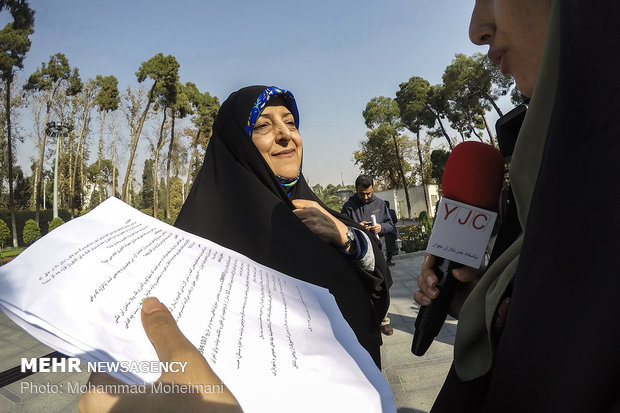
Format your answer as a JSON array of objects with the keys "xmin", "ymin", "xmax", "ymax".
[
  {"xmin": 0, "ymin": 0, "xmax": 34, "ymax": 247},
  {"xmin": 362, "ymin": 96, "xmax": 413, "ymax": 218},
  {"xmin": 138, "ymin": 158, "xmax": 154, "ymax": 210},
  {"xmin": 354, "ymin": 127, "xmax": 414, "ymax": 189},
  {"xmin": 443, "ymin": 53, "xmax": 512, "ymax": 117},
  {"xmin": 22, "ymin": 218, "xmax": 40, "ymax": 245},
  {"xmin": 511, "ymin": 88, "xmax": 527, "ymax": 106},
  {"xmin": 67, "ymin": 79, "xmax": 99, "ymax": 218},
  {"xmin": 48, "ymin": 216, "xmax": 64, "ymax": 232},
  {"xmin": 24, "ymin": 52, "xmax": 82, "ymax": 224},
  {"xmin": 395, "ymin": 78, "xmax": 444, "ymax": 213},
  {"xmin": 445, "ymin": 95, "xmax": 487, "ymax": 143},
  {"xmin": 0, "ymin": 218, "xmax": 10, "ymax": 250},
  {"xmin": 158, "ymin": 177, "xmax": 166, "ymax": 211},
  {"xmin": 0, "ymin": 0, "xmax": 34, "ymax": 28},
  {"xmin": 430, "ymin": 149, "xmax": 450, "ymax": 184},
  {"xmin": 151, "ymin": 112, "xmax": 169, "ymax": 218},
  {"xmin": 94, "ymin": 75, "xmax": 119, "ymax": 206},
  {"xmin": 168, "ymin": 175, "xmax": 184, "ymax": 215},
  {"xmin": 396, "ymin": 76, "xmax": 454, "ymax": 149},
  {"xmin": 312, "ymin": 183, "xmax": 352, "ymax": 211},
  {"xmin": 185, "ymin": 88, "xmax": 219, "ymax": 193},
  {"xmin": 120, "ymin": 86, "xmax": 146, "ymax": 206},
  {"xmin": 149, "ymin": 55, "xmax": 180, "ymax": 218},
  {"xmin": 121, "ymin": 53, "xmax": 178, "ymax": 204},
  {"xmin": 165, "ymin": 79, "xmax": 190, "ymax": 219},
  {"xmin": 166, "ymin": 129, "xmax": 188, "ymax": 200},
  {"xmin": 85, "ymin": 158, "xmax": 116, "ymax": 208},
  {"xmin": 414, "ymin": 131, "xmax": 433, "ymax": 214},
  {"xmin": 442, "ymin": 53, "xmax": 513, "ymax": 145},
  {"xmin": 12, "ymin": 165, "xmax": 31, "ymax": 208}
]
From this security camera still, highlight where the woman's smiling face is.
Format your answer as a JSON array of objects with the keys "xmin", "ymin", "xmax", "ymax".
[{"xmin": 251, "ymin": 98, "xmax": 303, "ymax": 179}]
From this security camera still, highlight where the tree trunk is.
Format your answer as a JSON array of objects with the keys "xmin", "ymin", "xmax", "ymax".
[
  {"xmin": 185, "ymin": 133, "xmax": 200, "ymax": 200},
  {"xmin": 4, "ymin": 77, "xmax": 18, "ymax": 247},
  {"xmin": 70, "ymin": 107, "xmax": 89, "ymax": 218},
  {"xmin": 112, "ymin": 123, "xmax": 116, "ymax": 198},
  {"xmin": 485, "ymin": 93, "xmax": 504, "ymax": 117},
  {"xmin": 78, "ymin": 120, "xmax": 87, "ymax": 212},
  {"xmin": 53, "ymin": 133, "xmax": 60, "ymax": 218},
  {"xmin": 416, "ymin": 131, "xmax": 430, "ymax": 214},
  {"xmin": 165, "ymin": 111, "xmax": 175, "ymax": 219},
  {"xmin": 153, "ymin": 109, "xmax": 167, "ymax": 218},
  {"xmin": 391, "ymin": 133, "xmax": 411, "ymax": 219},
  {"xmin": 482, "ymin": 114, "xmax": 496, "ymax": 147},
  {"xmin": 122, "ymin": 83, "xmax": 157, "ymax": 203},
  {"xmin": 97, "ymin": 111, "xmax": 105, "ymax": 205},
  {"xmin": 34, "ymin": 84, "xmax": 62, "ymax": 225},
  {"xmin": 430, "ymin": 107, "xmax": 453, "ymax": 150},
  {"xmin": 471, "ymin": 126, "xmax": 483, "ymax": 142},
  {"xmin": 184, "ymin": 129, "xmax": 204, "ymax": 197},
  {"xmin": 128, "ymin": 169, "xmax": 134, "ymax": 205},
  {"xmin": 68, "ymin": 131, "xmax": 73, "ymax": 214}
]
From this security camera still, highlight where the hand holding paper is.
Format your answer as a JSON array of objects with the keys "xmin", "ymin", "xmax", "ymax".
[
  {"xmin": 79, "ymin": 297, "xmax": 242, "ymax": 413},
  {"xmin": 0, "ymin": 198, "xmax": 395, "ymax": 413}
]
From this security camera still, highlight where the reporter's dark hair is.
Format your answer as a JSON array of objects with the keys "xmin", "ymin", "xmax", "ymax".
[{"xmin": 355, "ymin": 174, "xmax": 374, "ymax": 188}]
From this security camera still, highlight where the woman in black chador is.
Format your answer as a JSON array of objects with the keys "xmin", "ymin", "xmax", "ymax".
[{"xmin": 175, "ymin": 85, "xmax": 391, "ymax": 367}]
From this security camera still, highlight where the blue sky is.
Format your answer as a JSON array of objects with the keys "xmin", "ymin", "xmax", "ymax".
[{"xmin": 9, "ymin": 0, "xmax": 494, "ymax": 187}]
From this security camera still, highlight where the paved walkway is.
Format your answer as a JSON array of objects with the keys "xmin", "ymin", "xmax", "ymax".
[
  {"xmin": 380, "ymin": 252, "xmax": 455, "ymax": 412},
  {"xmin": 0, "ymin": 252, "xmax": 453, "ymax": 413},
  {"xmin": 0, "ymin": 313, "xmax": 89, "ymax": 412}
]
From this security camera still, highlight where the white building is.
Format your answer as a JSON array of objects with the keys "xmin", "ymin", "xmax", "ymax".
[{"xmin": 374, "ymin": 184, "xmax": 441, "ymax": 220}]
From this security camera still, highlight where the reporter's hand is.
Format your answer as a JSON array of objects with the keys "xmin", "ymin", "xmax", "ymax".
[
  {"xmin": 78, "ymin": 297, "xmax": 243, "ymax": 413},
  {"xmin": 292, "ymin": 199, "xmax": 349, "ymax": 248},
  {"xmin": 413, "ymin": 254, "xmax": 481, "ymax": 319}
]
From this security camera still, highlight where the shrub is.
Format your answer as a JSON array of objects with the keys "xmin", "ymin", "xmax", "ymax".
[
  {"xmin": 0, "ymin": 257, "xmax": 14, "ymax": 266},
  {"xmin": 0, "ymin": 219, "xmax": 10, "ymax": 248},
  {"xmin": 23, "ymin": 219, "xmax": 41, "ymax": 245},
  {"xmin": 399, "ymin": 214, "xmax": 433, "ymax": 253},
  {"xmin": 417, "ymin": 211, "xmax": 433, "ymax": 230},
  {"xmin": 0, "ymin": 209, "xmax": 70, "ymax": 246},
  {"xmin": 48, "ymin": 217, "xmax": 65, "ymax": 232},
  {"xmin": 139, "ymin": 208, "xmax": 177, "ymax": 226}
]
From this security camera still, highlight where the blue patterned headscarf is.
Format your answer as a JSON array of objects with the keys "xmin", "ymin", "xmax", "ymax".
[
  {"xmin": 245, "ymin": 87, "xmax": 301, "ymax": 192},
  {"xmin": 244, "ymin": 87, "xmax": 300, "ymax": 136}
]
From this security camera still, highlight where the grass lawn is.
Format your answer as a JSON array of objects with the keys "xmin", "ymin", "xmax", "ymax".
[{"xmin": 1, "ymin": 246, "xmax": 25, "ymax": 258}]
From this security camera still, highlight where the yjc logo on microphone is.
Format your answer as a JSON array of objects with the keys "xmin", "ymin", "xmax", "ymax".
[
  {"xmin": 441, "ymin": 201, "xmax": 492, "ymax": 231},
  {"xmin": 426, "ymin": 197, "xmax": 497, "ymax": 268}
]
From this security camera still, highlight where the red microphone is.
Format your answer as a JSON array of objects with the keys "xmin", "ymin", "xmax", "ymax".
[
  {"xmin": 411, "ymin": 141, "xmax": 505, "ymax": 356},
  {"xmin": 442, "ymin": 142, "xmax": 506, "ymax": 210}
]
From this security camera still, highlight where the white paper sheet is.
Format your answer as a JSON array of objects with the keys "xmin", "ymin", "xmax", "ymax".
[{"xmin": 0, "ymin": 197, "xmax": 395, "ymax": 413}]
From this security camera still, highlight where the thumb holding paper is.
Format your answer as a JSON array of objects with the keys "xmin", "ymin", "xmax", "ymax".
[
  {"xmin": 78, "ymin": 297, "xmax": 243, "ymax": 413},
  {"xmin": 141, "ymin": 297, "xmax": 242, "ymax": 409},
  {"xmin": 140, "ymin": 297, "xmax": 207, "ymax": 383}
]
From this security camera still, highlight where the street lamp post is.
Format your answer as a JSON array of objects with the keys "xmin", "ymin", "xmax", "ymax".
[{"xmin": 45, "ymin": 121, "xmax": 73, "ymax": 219}]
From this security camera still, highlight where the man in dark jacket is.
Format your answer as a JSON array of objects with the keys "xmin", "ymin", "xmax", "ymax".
[{"xmin": 341, "ymin": 174, "xmax": 396, "ymax": 335}]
